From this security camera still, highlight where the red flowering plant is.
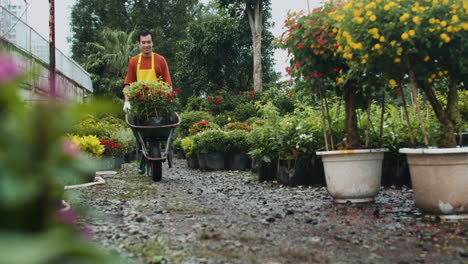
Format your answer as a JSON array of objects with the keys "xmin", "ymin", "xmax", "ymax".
[
  {"xmin": 100, "ymin": 139, "xmax": 125, "ymax": 157},
  {"xmin": 275, "ymin": 4, "xmax": 347, "ymax": 85},
  {"xmin": 123, "ymin": 79, "xmax": 180, "ymax": 122},
  {"xmin": 225, "ymin": 122, "xmax": 253, "ymax": 133},
  {"xmin": 275, "ymin": 1, "xmax": 373, "ymax": 150},
  {"xmin": 203, "ymin": 89, "xmax": 258, "ymax": 115},
  {"xmin": 188, "ymin": 120, "xmax": 220, "ymax": 135}
]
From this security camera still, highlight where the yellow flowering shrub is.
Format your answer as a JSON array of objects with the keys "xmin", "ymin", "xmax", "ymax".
[
  {"xmin": 333, "ymin": 0, "xmax": 467, "ymax": 81},
  {"xmin": 333, "ymin": 0, "xmax": 467, "ymax": 147},
  {"xmin": 70, "ymin": 135, "xmax": 105, "ymax": 158}
]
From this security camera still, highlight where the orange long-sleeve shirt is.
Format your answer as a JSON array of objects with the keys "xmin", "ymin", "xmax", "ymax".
[{"xmin": 124, "ymin": 53, "xmax": 172, "ymax": 86}]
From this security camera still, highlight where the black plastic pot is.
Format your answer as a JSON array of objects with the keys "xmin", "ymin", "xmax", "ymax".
[
  {"xmin": 197, "ymin": 154, "xmax": 208, "ymax": 170},
  {"xmin": 381, "ymin": 152, "xmax": 411, "ymax": 187},
  {"xmin": 186, "ymin": 157, "xmax": 199, "ymax": 169},
  {"xmin": 124, "ymin": 152, "xmax": 136, "ymax": 163},
  {"xmin": 95, "ymin": 156, "xmax": 124, "ymax": 171},
  {"xmin": 276, "ymin": 159, "xmax": 325, "ymax": 186},
  {"xmin": 226, "ymin": 152, "xmax": 249, "ymax": 171},
  {"xmin": 257, "ymin": 161, "xmax": 277, "ymax": 182},
  {"xmin": 205, "ymin": 152, "xmax": 225, "ymax": 170},
  {"xmin": 455, "ymin": 132, "xmax": 468, "ymax": 146},
  {"xmin": 175, "ymin": 150, "xmax": 185, "ymax": 159}
]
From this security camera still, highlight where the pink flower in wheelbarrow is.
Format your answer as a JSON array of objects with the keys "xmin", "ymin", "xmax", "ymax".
[{"xmin": 0, "ymin": 54, "xmax": 22, "ymax": 84}]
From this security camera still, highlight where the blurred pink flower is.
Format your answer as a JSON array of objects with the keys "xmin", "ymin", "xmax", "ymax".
[
  {"xmin": 0, "ymin": 54, "xmax": 22, "ymax": 84},
  {"xmin": 62, "ymin": 139, "xmax": 80, "ymax": 157},
  {"xmin": 57, "ymin": 208, "xmax": 80, "ymax": 225}
]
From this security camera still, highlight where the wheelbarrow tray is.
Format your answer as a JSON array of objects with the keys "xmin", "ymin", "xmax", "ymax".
[{"xmin": 125, "ymin": 113, "xmax": 181, "ymax": 140}]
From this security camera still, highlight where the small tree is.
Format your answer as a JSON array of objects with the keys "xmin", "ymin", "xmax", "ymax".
[
  {"xmin": 334, "ymin": 0, "xmax": 467, "ymax": 147},
  {"xmin": 276, "ymin": 2, "xmax": 367, "ymax": 150}
]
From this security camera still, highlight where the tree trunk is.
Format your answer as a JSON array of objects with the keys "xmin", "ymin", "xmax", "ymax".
[
  {"xmin": 418, "ymin": 77, "xmax": 458, "ymax": 148},
  {"xmin": 344, "ymin": 82, "xmax": 361, "ymax": 149},
  {"xmin": 247, "ymin": 0, "xmax": 263, "ymax": 91}
]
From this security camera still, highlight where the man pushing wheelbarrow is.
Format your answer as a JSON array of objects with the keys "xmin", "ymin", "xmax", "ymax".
[{"xmin": 122, "ymin": 30, "xmax": 180, "ymax": 181}]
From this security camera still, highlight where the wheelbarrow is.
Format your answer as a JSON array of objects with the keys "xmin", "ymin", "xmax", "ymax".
[{"xmin": 125, "ymin": 113, "xmax": 181, "ymax": 181}]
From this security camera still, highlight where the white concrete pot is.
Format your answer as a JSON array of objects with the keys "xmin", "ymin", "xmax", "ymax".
[
  {"xmin": 399, "ymin": 147, "xmax": 468, "ymax": 220},
  {"xmin": 316, "ymin": 149, "xmax": 388, "ymax": 203}
]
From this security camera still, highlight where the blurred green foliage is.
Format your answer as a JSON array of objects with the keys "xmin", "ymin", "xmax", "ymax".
[{"xmin": 0, "ymin": 54, "xmax": 118, "ymax": 263}]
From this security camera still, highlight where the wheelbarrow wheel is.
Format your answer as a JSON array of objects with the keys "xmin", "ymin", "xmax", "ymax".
[{"xmin": 148, "ymin": 142, "xmax": 162, "ymax": 182}]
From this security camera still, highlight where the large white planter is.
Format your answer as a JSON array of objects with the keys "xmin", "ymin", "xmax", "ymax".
[
  {"xmin": 400, "ymin": 147, "xmax": 468, "ymax": 220},
  {"xmin": 316, "ymin": 149, "xmax": 387, "ymax": 203}
]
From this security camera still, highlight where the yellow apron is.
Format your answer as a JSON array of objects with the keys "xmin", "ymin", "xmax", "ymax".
[{"xmin": 136, "ymin": 53, "xmax": 158, "ymax": 82}]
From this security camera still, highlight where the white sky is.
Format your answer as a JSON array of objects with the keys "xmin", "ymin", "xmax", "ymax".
[{"xmin": 26, "ymin": 0, "xmax": 320, "ymax": 77}]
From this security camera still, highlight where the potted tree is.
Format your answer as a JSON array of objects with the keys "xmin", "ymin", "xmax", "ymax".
[
  {"xmin": 335, "ymin": 0, "xmax": 467, "ymax": 218},
  {"xmin": 278, "ymin": 3, "xmax": 388, "ymax": 203}
]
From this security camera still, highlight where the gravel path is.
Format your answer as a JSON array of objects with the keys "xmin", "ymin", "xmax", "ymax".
[{"xmin": 74, "ymin": 159, "xmax": 468, "ymax": 264}]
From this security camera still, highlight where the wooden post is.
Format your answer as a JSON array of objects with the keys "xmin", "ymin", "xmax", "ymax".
[{"xmin": 49, "ymin": 0, "xmax": 56, "ymax": 97}]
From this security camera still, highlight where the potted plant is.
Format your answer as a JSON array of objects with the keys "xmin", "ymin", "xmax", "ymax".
[
  {"xmin": 99, "ymin": 139, "xmax": 126, "ymax": 170},
  {"xmin": 275, "ymin": 105, "xmax": 325, "ymax": 186},
  {"xmin": 193, "ymin": 129, "xmax": 228, "ymax": 170},
  {"xmin": 69, "ymin": 135, "xmax": 105, "ymax": 181},
  {"xmin": 247, "ymin": 103, "xmax": 282, "ymax": 182},
  {"xmin": 188, "ymin": 120, "xmax": 220, "ymax": 135},
  {"xmin": 110, "ymin": 127, "xmax": 136, "ymax": 163},
  {"xmin": 172, "ymin": 137, "xmax": 185, "ymax": 159},
  {"xmin": 177, "ymin": 110, "xmax": 214, "ymax": 137},
  {"xmin": 225, "ymin": 129, "xmax": 252, "ymax": 171},
  {"xmin": 225, "ymin": 121, "xmax": 253, "ymax": 133},
  {"xmin": 181, "ymin": 136, "xmax": 198, "ymax": 169},
  {"xmin": 123, "ymin": 79, "xmax": 180, "ymax": 125},
  {"xmin": 336, "ymin": 0, "xmax": 467, "ymax": 218},
  {"xmin": 278, "ymin": 2, "xmax": 388, "ymax": 203}
]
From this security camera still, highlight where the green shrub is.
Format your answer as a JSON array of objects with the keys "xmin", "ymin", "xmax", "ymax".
[
  {"xmin": 193, "ymin": 130, "xmax": 228, "ymax": 154},
  {"xmin": 110, "ymin": 127, "xmax": 136, "ymax": 154},
  {"xmin": 245, "ymin": 116, "xmax": 261, "ymax": 126},
  {"xmin": 213, "ymin": 111, "xmax": 235, "ymax": 127},
  {"xmin": 226, "ymin": 130, "xmax": 251, "ymax": 153},
  {"xmin": 72, "ymin": 114, "xmax": 123, "ymax": 140},
  {"xmin": 276, "ymin": 105, "xmax": 324, "ymax": 160},
  {"xmin": 201, "ymin": 95, "xmax": 227, "ymax": 115},
  {"xmin": 178, "ymin": 111, "xmax": 214, "ymax": 137},
  {"xmin": 232, "ymin": 102, "xmax": 257, "ymax": 121},
  {"xmin": 259, "ymin": 87, "xmax": 295, "ymax": 115},
  {"xmin": 248, "ymin": 122, "xmax": 279, "ymax": 166},
  {"xmin": 184, "ymin": 96, "xmax": 205, "ymax": 111},
  {"xmin": 181, "ymin": 136, "xmax": 196, "ymax": 157},
  {"xmin": 173, "ymin": 138, "xmax": 183, "ymax": 152}
]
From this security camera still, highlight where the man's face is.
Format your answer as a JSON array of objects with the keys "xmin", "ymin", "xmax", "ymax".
[{"xmin": 139, "ymin": 34, "xmax": 153, "ymax": 56}]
